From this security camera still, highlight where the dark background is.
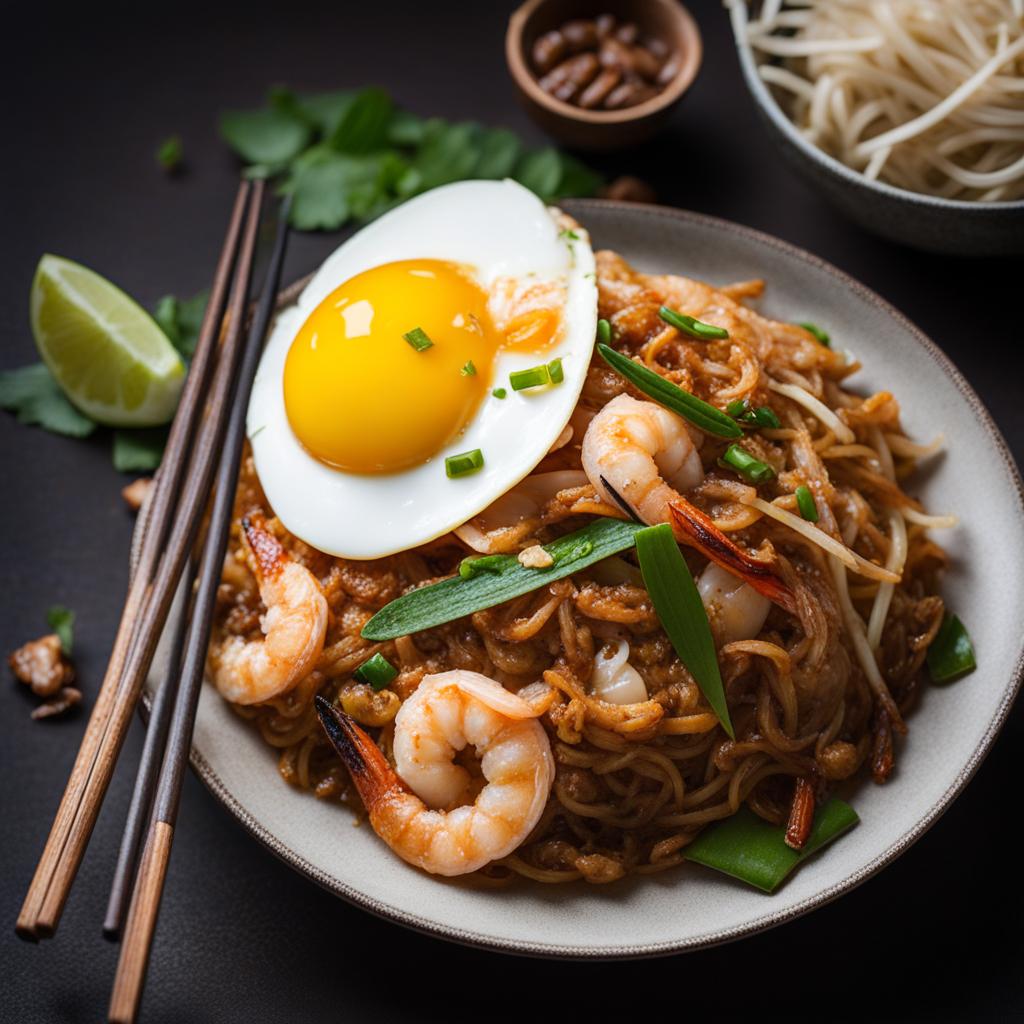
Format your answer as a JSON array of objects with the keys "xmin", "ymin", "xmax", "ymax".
[{"xmin": 2, "ymin": 2, "xmax": 1022, "ymax": 1021}]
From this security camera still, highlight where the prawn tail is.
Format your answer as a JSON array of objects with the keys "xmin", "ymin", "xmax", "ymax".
[
  {"xmin": 241, "ymin": 512, "xmax": 286, "ymax": 581},
  {"xmin": 314, "ymin": 696, "xmax": 407, "ymax": 809},
  {"xmin": 667, "ymin": 497, "xmax": 799, "ymax": 616}
]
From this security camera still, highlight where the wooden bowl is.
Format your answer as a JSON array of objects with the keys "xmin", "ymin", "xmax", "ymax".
[{"xmin": 506, "ymin": 0, "xmax": 702, "ymax": 152}]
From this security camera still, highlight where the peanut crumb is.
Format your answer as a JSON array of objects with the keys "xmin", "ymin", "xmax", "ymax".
[{"xmin": 518, "ymin": 545, "xmax": 554, "ymax": 569}]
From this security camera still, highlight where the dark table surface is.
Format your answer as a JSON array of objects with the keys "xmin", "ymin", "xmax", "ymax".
[{"xmin": 3, "ymin": 2, "xmax": 1022, "ymax": 1021}]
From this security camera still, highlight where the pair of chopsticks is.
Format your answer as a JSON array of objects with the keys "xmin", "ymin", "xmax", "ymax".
[{"xmin": 15, "ymin": 177, "xmax": 292, "ymax": 1023}]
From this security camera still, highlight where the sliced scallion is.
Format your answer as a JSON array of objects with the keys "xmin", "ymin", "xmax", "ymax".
[
  {"xmin": 445, "ymin": 448, "xmax": 484, "ymax": 478},
  {"xmin": 492, "ymin": 387, "xmax": 507, "ymax": 399},
  {"xmin": 461, "ymin": 360, "xmax": 476, "ymax": 376},
  {"xmin": 720, "ymin": 444, "xmax": 776, "ymax": 484},
  {"xmin": 547, "ymin": 358, "xmax": 564, "ymax": 384},
  {"xmin": 798, "ymin": 322, "xmax": 831, "ymax": 348},
  {"xmin": 927, "ymin": 613, "xmax": 976, "ymax": 683},
  {"xmin": 685, "ymin": 799, "xmax": 859, "ymax": 893},
  {"xmin": 597, "ymin": 344, "xmax": 742, "ymax": 440},
  {"xmin": 353, "ymin": 652, "xmax": 398, "ymax": 691},
  {"xmin": 403, "ymin": 327, "xmax": 433, "ymax": 352},
  {"xmin": 727, "ymin": 398, "xmax": 749, "ymax": 418},
  {"xmin": 795, "ymin": 484, "xmax": 819, "ymax": 523},
  {"xmin": 459, "ymin": 554, "xmax": 507, "ymax": 579},
  {"xmin": 597, "ymin": 318, "xmax": 612, "ymax": 344},
  {"xmin": 509, "ymin": 365, "xmax": 551, "ymax": 391},
  {"xmin": 635, "ymin": 523, "xmax": 733, "ymax": 738},
  {"xmin": 745, "ymin": 406, "xmax": 781, "ymax": 429},
  {"xmin": 659, "ymin": 305, "xmax": 730, "ymax": 340},
  {"xmin": 362, "ymin": 518, "xmax": 644, "ymax": 640}
]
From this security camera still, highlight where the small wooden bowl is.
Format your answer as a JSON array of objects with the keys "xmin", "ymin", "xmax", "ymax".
[{"xmin": 506, "ymin": 0, "xmax": 702, "ymax": 152}]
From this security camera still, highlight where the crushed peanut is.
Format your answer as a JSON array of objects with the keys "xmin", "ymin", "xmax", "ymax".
[{"xmin": 518, "ymin": 545, "xmax": 554, "ymax": 569}]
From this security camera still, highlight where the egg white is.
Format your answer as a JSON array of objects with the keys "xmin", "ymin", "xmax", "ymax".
[{"xmin": 248, "ymin": 179, "xmax": 597, "ymax": 559}]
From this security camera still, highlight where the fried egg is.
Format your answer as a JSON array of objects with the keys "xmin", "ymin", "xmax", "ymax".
[{"xmin": 248, "ymin": 179, "xmax": 597, "ymax": 558}]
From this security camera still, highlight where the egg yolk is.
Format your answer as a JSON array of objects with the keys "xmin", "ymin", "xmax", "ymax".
[{"xmin": 284, "ymin": 260, "xmax": 502, "ymax": 474}]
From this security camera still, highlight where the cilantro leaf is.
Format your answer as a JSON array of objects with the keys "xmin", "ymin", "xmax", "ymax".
[
  {"xmin": 296, "ymin": 90, "xmax": 356, "ymax": 137},
  {"xmin": 386, "ymin": 109, "xmax": 427, "ymax": 147},
  {"xmin": 113, "ymin": 427, "xmax": 168, "ymax": 472},
  {"xmin": 552, "ymin": 152, "xmax": 603, "ymax": 199},
  {"xmin": 152, "ymin": 290, "xmax": 209, "ymax": 360},
  {"xmin": 46, "ymin": 605, "xmax": 75, "ymax": 656},
  {"xmin": 474, "ymin": 129, "xmax": 522, "ymax": 180},
  {"xmin": 156, "ymin": 135, "xmax": 183, "ymax": 173},
  {"xmin": 513, "ymin": 147, "xmax": 564, "ymax": 202},
  {"xmin": 412, "ymin": 120, "xmax": 482, "ymax": 191},
  {"xmin": 327, "ymin": 87, "xmax": 393, "ymax": 153},
  {"xmin": 220, "ymin": 107, "xmax": 311, "ymax": 166},
  {"xmin": 0, "ymin": 364, "xmax": 96, "ymax": 438}
]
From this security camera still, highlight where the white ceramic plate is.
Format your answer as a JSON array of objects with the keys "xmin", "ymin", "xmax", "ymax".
[{"xmin": 143, "ymin": 201, "xmax": 1024, "ymax": 958}]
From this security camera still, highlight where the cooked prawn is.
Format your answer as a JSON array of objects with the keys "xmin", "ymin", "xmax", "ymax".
[
  {"xmin": 315, "ymin": 670, "xmax": 554, "ymax": 876},
  {"xmin": 697, "ymin": 562, "xmax": 772, "ymax": 645},
  {"xmin": 210, "ymin": 514, "xmax": 328, "ymax": 705},
  {"xmin": 581, "ymin": 393, "xmax": 704, "ymax": 524}
]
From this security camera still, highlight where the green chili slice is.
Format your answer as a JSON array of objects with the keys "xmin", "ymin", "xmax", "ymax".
[{"xmin": 353, "ymin": 652, "xmax": 398, "ymax": 691}]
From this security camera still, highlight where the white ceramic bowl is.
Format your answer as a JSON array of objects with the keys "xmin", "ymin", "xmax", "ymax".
[{"xmin": 142, "ymin": 200, "xmax": 1024, "ymax": 957}]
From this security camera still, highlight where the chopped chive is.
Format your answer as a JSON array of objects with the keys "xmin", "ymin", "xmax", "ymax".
[
  {"xmin": 403, "ymin": 327, "xmax": 433, "ymax": 352},
  {"xmin": 927, "ymin": 614, "xmax": 976, "ymax": 683},
  {"xmin": 745, "ymin": 406, "xmax": 782, "ymax": 429},
  {"xmin": 720, "ymin": 444, "xmax": 776, "ymax": 484},
  {"xmin": 509, "ymin": 365, "xmax": 551, "ymax": 391},
  {"xmin": 659, "ymin": 305, "xmax": 730, "ymax": 340},
  {"xmin": 547, "ymin": 358, "xmax": 564, "ymax": 384},
  {"xmin": 459, "ymin": 554, "xmax": 507, "ymax": 579},
  {"xmin": 597, "ymin": 318, "xmax": 612, "ymax": 344},
  {"xmin": 559, "ymin": 228, "xmax": 580, "ymax": 241},
  {"xmin": 727, "ymin": 398, "xmax": 749, "ymax": 418},
  {"xmin": 795, "ymin": 484, "xmax": 819, "ymax": 522},
  {"xmin": 461, "ymin": 360, "xmax": 477, "ymax": 376},
  {"xmin": 353, "ymin": 652, "xmax": 398, "ymax": 691},
  {"xmin": 798, "ymin": 322, "xmax": 831, "ymax": 347},
  {"xmin": 492, "ymin": 387, "xmax": 507, "ymax": 399},
  {"xmin": 445, "ymin": 448, "xmax": 484, "ymax": 478},
  {"xmin": 597, "ymin": 344, "xmax": 742, "ymax": 440}
]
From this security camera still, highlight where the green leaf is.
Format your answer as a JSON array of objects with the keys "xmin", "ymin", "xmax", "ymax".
[
  {"xmin": 927, "ymin": 613, "xmax": 977, "ymax": 683},
  {"xmin": 327, "ymin": 86, "xmax": 393, "ymax": 153},
  {"xmin": 46, "ymin": 605, "xmax": 75, "ymax": 656},
  {"xmin": 597, "ymin": 344, "xmax": 743, "ymax": 439},
  {"xmin": 411, "ymin": 120, "xmax": 482, "ymax": 192},
  {"xmin": 551, "ymin": 152, "xmax": 603, "ymax": 198},
  {"xmin": 474, "ymin": 129, "xmax": 522, "ymax": 179},
  {"xmin": 387, "ymin": 109, "xmax": 427, "ymax": 147},
  {"xmin": 220, "ymin": 107, "xmax": 312, "ymax": 166},
  {"xmin": 685, "ymin": 799, "xmax": 860, "ymax": 893},
  {"xmin": 156, "ymin": 135, "xmax": 183, "ymax": 172},
  {"xmin": 513, "ymin": 147, "xmax": 563, "ymax": 201},
  {"xmin": 362, "ymin": 518, "xmax": 645, "ymax": 640},
  {"xmin": 0, "ymin": 363, "xmax": 96, "ymax": 438},
  {"xmin": 113, "ymin": 426, "xmax": 168, "ymax": 472},
  {"xmin": 635, "ymin": 523, "xmax": 733, "ymax": 737},
  {"xmin": 296, "ymin": 90, "xmax": 357, "ymax": 137},
  {"xmin": 152, "ymin": 290, "xmax": 209, "ymax": 360}
]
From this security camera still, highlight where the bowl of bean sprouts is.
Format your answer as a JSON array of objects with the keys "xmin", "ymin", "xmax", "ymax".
[{"xmin": 726, "ymin": 0, "xmax": 1024, "ymax": 255}]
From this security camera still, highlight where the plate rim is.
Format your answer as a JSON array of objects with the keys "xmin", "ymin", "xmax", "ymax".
[{"xmin": 170, "ymin": 199, "xmax": 1024, "ymax": 959}]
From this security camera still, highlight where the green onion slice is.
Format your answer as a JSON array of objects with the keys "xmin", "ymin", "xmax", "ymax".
[
  {"xmin": 353, "ymin": 652, "xmax": 398, "ymax": 691},
  {"xmin": 686, "ymin": 799, "xmax": 859, "ymax": 893},
  {"xmin": 597, "ymin": 344, "xmax": 742, "ymax": 440},
  {"xmin": 362, "ymin": 518, "xmax": 644, "ymax": 640},
  {"xmin": 492, "ymin": 387, "xmax": 507, "ymax": 399},
  {"xmin": 597, "ymin": 318, "xmax": 612, "ymax": 344},
  {"xmin": 461, "ymin": 360, "xmax": 477, "ymax": 376},
  {"xmin": 746, "ymin": 406, "xmax": 781, "ymax": 429},
  {"xmin": 634, "ymin": 523, "xmax": 733, "ymax": 738},
  {"xmin": 547, "ymin": 358, "xmax": 564, "ymax": 384},
  {"xmin": 720, "ymin": 444, "xmax": 776, "ymax": 484},
  {"xmin": 659, "ymin": 305, "xmax": 730, "ymax": 340},
  {"xmin": 726, "ymin": 398, "xmax": 748, "ymax": 418},
  {"xmin": 509, "ymin": 365, "xmax": 551, "ymax": 391},
  {"xmin": 458, "ymin": 554, "xmax": 507, "ymax": 579},
  {"xmin": 403, "ymin": 327, "xmax": 433, "ymax": 352},
  {"xmin": 927, "ymin": 613, "xmax": 976, "ymax": 683},
  {"xmin": 795, "ymin": 485, "xmax": 819, "ymax": 522},
  {"xmin": 445, "ymin": 448, "xmax": 484, "ymax": 478},
  {"xmin": 798, "ymin": 322, "xmax": 831, "ymax": 347}
]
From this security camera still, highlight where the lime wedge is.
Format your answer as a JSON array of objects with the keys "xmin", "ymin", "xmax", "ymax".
[{"xmin": 30, "ymin": 254, "xmax": 186, "ymax": 427}]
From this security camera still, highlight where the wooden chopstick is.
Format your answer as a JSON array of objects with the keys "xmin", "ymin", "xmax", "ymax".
[
  {"xmin": 16, "ymin": 179, "xmax": 264, "ymax": 941},
  {"xmin": 108, "ymin": 196, "xmax": 292, "ymax": 1024}
]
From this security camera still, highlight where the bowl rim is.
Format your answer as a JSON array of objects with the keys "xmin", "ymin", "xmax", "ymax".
[
  {"xmin": 728, "ymin": 9, "xmax": 1024, "ymax": 212},
  {"xmin": 506, "ymin": 0, "xmax": 703, "ymax": 126},
  {"xmin": 147, "ymin": 199, "xmax": 1024, "ymax": 960}
]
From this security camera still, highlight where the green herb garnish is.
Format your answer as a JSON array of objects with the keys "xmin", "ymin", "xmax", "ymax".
[
  {"xmin": 927, "ymin": 613, "xmax": 976, "ymax": 683},
  {"xmin": 686, "ymin": 799, "xmax": 859, "ymax": 893},
  {"xmin": 445, "ymin": 448, "xmax": 484, "ymax": 478},
  {"xmin": 46, "ymin": 605, "xmax": 75, "ymax": 656},
  {"xmin": 492, "ymin": 387, "xmax": 507, "ymax": 399},
  {"xmin": 353, "ymin": 652, "xmax": 398, "ymax": 691},
  {"xmin": 362, "ymin": 518, "xmax": 644, "ymax": 640},
  {"xmin": 597, "ymin": 318, "xmax": 612, "ymax": 344},
  {"xmin": 156, "ymin": 135, "xmax": 183, "ymax": 173},
  {"xmin": 461, "ymin": 360, "xmax": 477, "ymax": 376},
  {"xmin": 727, "ymin": 398, "xmax": 781, "ymax": 429},
  {"xmin": 510, "ymin": 365, "xmax": 552, "ymax": 391},
  {"xmin": 403, "ymin": 327, "xmax": 434, "ymax": 352},
  {"xmin": 659, "ymin": 306, "xmax": 729, "ymax": 340},
  {"xmin": 720, "ymin": 444, "xmax": 776, "ymax": 484},
  {"xmin": 726, "ymin": 398, "xmax": 748, "ymax": 418},
  {"xmin": 547, "ymin": 358, "xmax": 564, "ymax": 384},
  {"xmin": 798, "ymin": 322, "xmax": 831, "ymax": 347},
  {"xmin": 795, "ymin": 485, "xmax": 819, "ymax": 522},
  {"xmin": 634, "ymin": 524, "xmax": 733, "ymax": 737},
  {"xmin": 0, "ymin": 364, "xmax": 96, "ymax": 439},
  {"xmin": 459, "ymin": 554, "xmax": 508, "ymax": 579},
  {"xmin": 597, "ymin": 344, "xmax": 742, "ymax": 440},
  {"xmin": 113, "ymin": 427, "xmax": 169, "ymax": 472}
]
